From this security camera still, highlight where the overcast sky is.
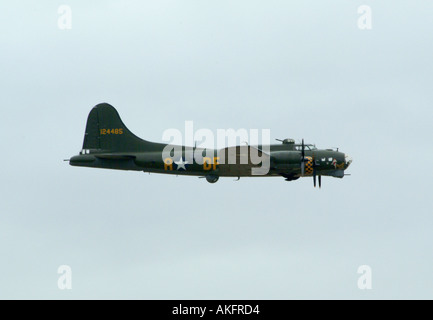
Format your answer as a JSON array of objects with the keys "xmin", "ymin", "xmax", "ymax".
[{"xmin": 1, "ymin": 1, "xmax": 432, "ymax": 299}]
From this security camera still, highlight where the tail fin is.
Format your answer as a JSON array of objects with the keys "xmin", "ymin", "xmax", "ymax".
[{"xmin": 82, "ymin": 103, "xmax": 156, "ymax": 153}]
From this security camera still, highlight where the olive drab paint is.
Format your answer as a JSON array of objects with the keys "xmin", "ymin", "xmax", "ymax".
[{"xmin": 69, "ymin": 103, "xmax": 352, "ymax": 186}]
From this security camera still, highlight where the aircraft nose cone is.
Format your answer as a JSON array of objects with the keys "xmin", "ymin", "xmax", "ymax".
[{"xmin": 344, "ymin": 154, "xmax": 353, "ymax": 168}]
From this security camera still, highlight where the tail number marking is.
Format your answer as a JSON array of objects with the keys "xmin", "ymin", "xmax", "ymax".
[{"xmin": 100, "ymin": 128, "xmax": 124, "ymax": 135}]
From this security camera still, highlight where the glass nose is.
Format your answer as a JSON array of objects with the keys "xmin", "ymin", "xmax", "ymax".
[{"xmin": 344, "ymin": 154, "xmax": 353, "ymax": 168}]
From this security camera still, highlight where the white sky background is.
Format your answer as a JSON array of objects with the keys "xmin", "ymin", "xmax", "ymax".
[{"xmin": 1, "ymin": 1, "xmax": 432, "ymax": 299}]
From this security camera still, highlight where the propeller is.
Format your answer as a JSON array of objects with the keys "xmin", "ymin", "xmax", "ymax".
[
  {"xmin": 312, "ymin": 154, "xmax": 322, "ymax": 188},
  {"xmin": 301, "ymin": 139, "xmax": 305, "ymax": 158},
  {"xmin": 306, "ymin": 141, "xmax": 321, "ymax": 188},
  {"xmin": 300, "ymin": 139, "xmax": 305, "ymax": 176},
  {"xmin": 313, "ymin": 170, "xmax": 316, "ymax": 187},
  {"xmin": 311, "ymin": 152, "xmax": 322, "ymax": 188},
  {"xmin": 312, "ymin": 152, "xmax": 317, "ymax": 188},
  {"xmin": 300, "ymin": 139, "xmax": 322, "ymax": 188}
]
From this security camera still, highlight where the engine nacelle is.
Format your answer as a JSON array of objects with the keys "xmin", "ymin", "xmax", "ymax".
[{"xmin": 302, "ymin": 156, "xmax": 314, "ymax": 176}]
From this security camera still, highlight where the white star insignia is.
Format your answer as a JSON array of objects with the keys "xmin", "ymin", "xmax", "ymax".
[{"xmin": 175, "ymin": 157, "xmax": 189, "ymax": 170}]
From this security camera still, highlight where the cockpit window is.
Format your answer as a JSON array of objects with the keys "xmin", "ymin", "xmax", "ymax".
[{"xmin": 294, "ymin": 144, "xmax": 317, "ymax": 151}]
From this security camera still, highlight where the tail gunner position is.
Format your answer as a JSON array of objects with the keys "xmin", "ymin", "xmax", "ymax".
[{"xmin": 69, "ymin": 103, "xmax": 352, "ymax": 187}]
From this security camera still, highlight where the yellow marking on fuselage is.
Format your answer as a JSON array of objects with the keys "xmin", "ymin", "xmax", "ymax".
[
  {"xmin": 213, "ymin": 157, "xmax": 219, "ymax": 170},
  {"xmin": 164, "ymin": 158, "xmax": 173, "ymax": 170},
  {"xmin": 203, "ymin": 157, "xmax": 219, "ymax": 171},
  {"xmin": 203, "ymin": 157, "xmax": 212, "ymax": 170}
]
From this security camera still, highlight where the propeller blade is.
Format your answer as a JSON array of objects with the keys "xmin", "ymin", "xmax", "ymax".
[
  {"xmin": 299, "ymin": 138, "xmax": 305, "ymax": 176},
  {"xmin": 301, "ymin": 139, "xmax": 305, "ymax": 159},
  {"xmin": 319, "ymin": 175, "xmax": 322, "ymax": 188},
  {"xmin": 313, "ymin": 170, "xmax": 316, "ymax": 188}
]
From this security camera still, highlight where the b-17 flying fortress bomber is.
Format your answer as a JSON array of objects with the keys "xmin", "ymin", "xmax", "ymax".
[{"xmin": 69, "ymin": 103, "xmax": 352, "ymax": 187}]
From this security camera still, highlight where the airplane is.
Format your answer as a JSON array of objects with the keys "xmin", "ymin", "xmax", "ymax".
[{"xmin": 68, "ymin": 103, "xmax": 352, "ymax": 187}]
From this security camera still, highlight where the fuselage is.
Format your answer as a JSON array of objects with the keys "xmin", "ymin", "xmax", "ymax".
[{"xmin": 70, "ymin": 143, "xmax": 352, "ymax": 179}]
